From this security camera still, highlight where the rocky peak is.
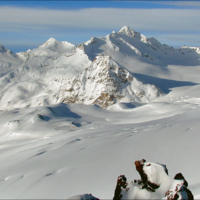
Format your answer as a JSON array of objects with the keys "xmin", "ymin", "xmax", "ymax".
[
  {"xmin": 92, "ymin": 55, "xmax": 133, "ymax": 82},
  {"xmin": 118, "ymin": 26, "xmax": 132, "ymax": 35},
  {"xmin": 53, "ymin": 56, "xmax": 162, "ymax": 109}
]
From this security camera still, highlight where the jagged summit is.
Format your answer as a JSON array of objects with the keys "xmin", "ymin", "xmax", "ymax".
[
  {"xmin": 118, "ymin": 26, "xmax": 148, "ymax": 43},
  {"xmin": 53, "ymin": 55, "xmax": 162, "ymax": 109},
  {"xmin": 80, "ymin": 25, "xmax": 200, "ymax": 68},
  {"xmin": 118, "ymin": 25, "xmax": 132, "ymax": 35}
]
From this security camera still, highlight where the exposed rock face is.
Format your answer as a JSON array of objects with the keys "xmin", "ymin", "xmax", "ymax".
[{"xmin": 53, "ymin": 56, "xmax": 162, "ymax": 109}]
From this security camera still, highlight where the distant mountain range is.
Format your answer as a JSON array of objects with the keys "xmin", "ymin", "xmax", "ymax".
[{"xmin": 0, "ymin": 26, "xmax": 199, "ymax": 110}]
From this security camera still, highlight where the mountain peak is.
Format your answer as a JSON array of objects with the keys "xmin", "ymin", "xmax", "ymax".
[
  {"xmin": 53, "ymin": 55, "xmax": 162, "ymax": 109},
  {"xmin": 119, "ymin": 25, "xmax": 131, "ymax": 31},
  {"xmin": 36, "ymin": 38, "xmax": 75, "ymax": 55},
  {"xmin": 42, "ymin": 38, "xmax": 58, "ymax": 47},
  {"xmin": 0, "ymin": 43, "xmax": 14, "ymax": 55},
  {"xmin": 118, "ymin": 26, "xmax": 148, "ymax": 43},
  {"xmin": 118, "ymin": 25, "xmax": 132, "ymax": 35},
  {"xmin": 0, "ymin": 43, "xmax": 7, "ymax": 53}
]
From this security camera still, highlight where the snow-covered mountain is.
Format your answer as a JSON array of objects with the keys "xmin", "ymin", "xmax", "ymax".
[
  {"xmin": 0, "ymin": 38, "xmax": 91, "ymax": 110},
  {"xmin": 53, "ymin": 55, "xmax": 161, "ymax": 108},
  {"xmin": 0, "ymin": 26, "xmax": 199, "ymax": 110},
  {"xmin": 82, "ymin": 26, "xmax": 200, "ymax": 68},
  {"xmin": 0, "ymin": 26, "xmax": 200, "ymax": 199}
]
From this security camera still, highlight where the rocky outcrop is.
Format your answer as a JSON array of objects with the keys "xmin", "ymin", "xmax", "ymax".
[{"xmin": 113, "ymin": 159, "xmax": 194, "ymax": 200}]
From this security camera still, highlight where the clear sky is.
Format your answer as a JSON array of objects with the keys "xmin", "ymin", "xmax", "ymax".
[{"xmin": 0, "ymin": 1, "xmax": 200, "ymax": 53}]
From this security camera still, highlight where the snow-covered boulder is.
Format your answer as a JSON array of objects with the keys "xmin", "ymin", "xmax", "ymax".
[
  {"xmin": 113, "ymin": 159, "xmax": 193, "ymax": 200},
  {"xmin": 53, "ymin": 56, "xmax": 162, "ymax": 109}
]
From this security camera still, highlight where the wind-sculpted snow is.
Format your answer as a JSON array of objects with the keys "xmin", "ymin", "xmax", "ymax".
[
  {"xmin": 53, "ymin": 56, "xmax": 162, "ymax": 108},
  {"xmin": 0, "ymin": 102, "xmax": 199, "ymax": 198}
]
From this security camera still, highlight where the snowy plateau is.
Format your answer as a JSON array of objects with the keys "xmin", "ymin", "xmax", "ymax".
[{"xmin": 0, "ymin": 26, "xmax": 200, "ymax": 199}]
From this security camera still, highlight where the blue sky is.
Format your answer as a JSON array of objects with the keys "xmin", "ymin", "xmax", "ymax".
[
  {"xmin": 0, "ymin": 1, "xmax": 181, "ymax": 10},
  {"xmin": 0, "ymin": 1, "xmax": 200, "ymax": 53}
]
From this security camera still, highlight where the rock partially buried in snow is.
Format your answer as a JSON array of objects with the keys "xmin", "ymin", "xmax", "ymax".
[
  {"xmin": 53, "ymin": 56, "xmax": 162, "ymax": 109},
  {"xmin": 67, "ymin": 193, "xmax": 99, "ymax": 200},
  {"xmin": 113, "ymin": 159, "xmax": 193, "ymax": 200}
]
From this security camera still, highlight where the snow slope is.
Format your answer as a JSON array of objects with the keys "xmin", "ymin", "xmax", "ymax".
[
  {"xmin": 0, "ymin": 39, "xmax": 91, "ymax": 110},
  {"xmin": 0, "ymin": 102, "xmax": 200, "ymax": 199},
  {"xmin": 0, "ymin": 26, "xmax": 200, "ymax": 199}
]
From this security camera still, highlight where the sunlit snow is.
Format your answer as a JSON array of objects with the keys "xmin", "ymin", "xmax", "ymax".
[{"xmin": 0, "ymin": 26, "xmax": 200, "ymax": 199}]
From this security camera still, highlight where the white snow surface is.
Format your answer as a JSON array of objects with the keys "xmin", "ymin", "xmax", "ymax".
[{"xmin": 0, "ymin": 26, "xmax": 200, "ymax": 199}]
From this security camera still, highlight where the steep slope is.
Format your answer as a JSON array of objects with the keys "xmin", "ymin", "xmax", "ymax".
[{"xmin": 53, "ymin": 56, "xmax": 162, "ymax": 109}]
